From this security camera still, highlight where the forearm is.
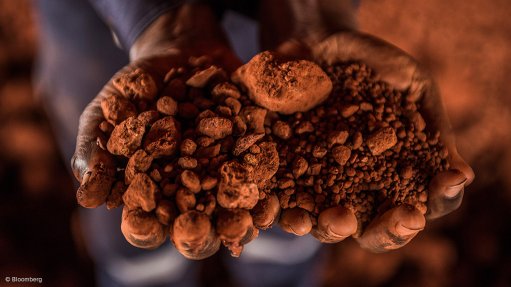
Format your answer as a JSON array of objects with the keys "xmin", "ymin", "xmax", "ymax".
[{"xmin": 130, "ymin": 4, "xmax": 229, "ymax": 60}]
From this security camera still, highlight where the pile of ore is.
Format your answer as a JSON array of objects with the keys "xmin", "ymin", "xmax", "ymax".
[{"xmin": 84, "ymin": 51, "xmax": 448, "ymax": 259}]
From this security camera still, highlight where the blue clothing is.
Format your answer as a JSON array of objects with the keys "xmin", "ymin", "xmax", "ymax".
[{"xmin": 88, "ymin": 0, "xmax": 184, "ymax": 49}]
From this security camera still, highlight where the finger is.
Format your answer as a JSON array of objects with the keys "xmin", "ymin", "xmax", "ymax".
[
  {"xmin": 121, "ymin": 206, "xmax": 168, "ymax": 249},
  {"xmin": 417, "ymin": 81, "xmax": 475, "ymax": 186},
  {"xmin": 72, "ymin": 89, "xmax": 114, "ymax": 180},
  {"xmin": 311, "ymin": 206, "xmax": 357, "ymax": 243},
  {"xmin": 426, "ymin": 169, "xmax": 468, "ymax": 220},
  {"xmin": 172, "ymin": 210, "xmax": 220, "ymax": 260},
  {"xmin": 216, "ymin": 208, "xmax": 256, "ymax": 257},
  {"xmin": 251, "ymin": 193, "xmax": 281, "ymax": 229},
  {"xmin": 216, "ymin": 209, "xmax": 254, "ymax": 243},
  {"xmin": 73, "ymin": 62, "xmax": 167, "ymax": 208},
  {"xmin": 72, "ymin": 159, "xmax": 115, "ymax": 210},
  {"xmin": 72, "ymin": 89, "xmax": 117, "ymax": 208},
  {"xmin": 356, "ymin": 205, "xmax": 425, "ymax": 252},
  {"xmin": 400, "ymin": 57, "xmax": 474, "ymax": 218},
  {"xmin": 448, "ymin": 152, "xmax": 475, "ymax": 186},
  {"xmin": 73, "ymin": 65, "xmax": 148, "ymax": 207},
  {"xmin": 279, "ymin": 207, "xmax": 313, "ymax": 236}
]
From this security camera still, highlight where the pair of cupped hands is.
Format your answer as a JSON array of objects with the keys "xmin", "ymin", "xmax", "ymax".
[{"xmin": 71, "ymin": 1, "xmax": 474, "ymax": 258}]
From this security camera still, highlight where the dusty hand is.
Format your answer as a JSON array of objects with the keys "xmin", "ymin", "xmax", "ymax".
[
  {"xmin": 311, "ymin": 32, "xmax": 474, "ymax": 251},
  {"xmin": 71, "ymin": 4, "xmax": 241, "ymax": 258},
  {"xmin": 260, "ymin": 0, "xmax": 474, "ymax": 251}
]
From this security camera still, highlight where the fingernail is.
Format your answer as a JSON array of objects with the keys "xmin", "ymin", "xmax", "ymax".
[
  {"xmin": 445, "ymin": 177, "xmax": 467, "ymax": 198},
  {"xmin": 395, "ymin": 223, "xmax": 423, "ymax": 237},
  {"xmin": 319, "ymin": 207, "xmax": 358, "ymax": 238},
  {"xmin": 81, "ymin": 171, "xmax": 91, "ymax": 185},
  {"xmin": 280, "ymin": 208, "xmax": 312, "ymax": 236},
  {"xmin": 326, "ymin": 226, "xmax": 350, "ymax": 239}
]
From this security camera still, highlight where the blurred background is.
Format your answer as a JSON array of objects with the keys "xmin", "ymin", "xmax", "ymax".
[{"xmin": 0, "ymin": 0, "xmax": 509, "ymax": 286}]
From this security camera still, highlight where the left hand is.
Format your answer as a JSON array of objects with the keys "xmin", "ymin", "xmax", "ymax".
[{"xmin": 71, "ymin": 4, "xmax": 242, "ymax": 257}]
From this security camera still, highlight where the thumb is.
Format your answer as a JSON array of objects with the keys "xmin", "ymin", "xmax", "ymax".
[
  {"xmin": 72, "ymin": 60, "xmax": 163, "ymax": 208},
  {"xmin": 71, "ymin": 88, "xmax": 117, "ymax": 208}
]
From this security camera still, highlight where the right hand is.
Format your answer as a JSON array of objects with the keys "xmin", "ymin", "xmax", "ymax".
[
  {"xmin": 71, "ymin": 3, "xmax": 241, "ymax": 259},
  {"xmin": 311, "ymin": 32, "xmax": 474, "ymax": 251},
  {"xmin": 259, "ymin": 0, "xmax": 474, "ymax": 250}
]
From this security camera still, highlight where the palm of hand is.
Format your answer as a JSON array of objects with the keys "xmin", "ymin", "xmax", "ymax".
[
  {"xmin": 305, "ymin": 31, "xmax": 474, "ymax": 251},
  {"xmin": 72, "ymin": 26, "xmax": 474, "ymax": 257}
]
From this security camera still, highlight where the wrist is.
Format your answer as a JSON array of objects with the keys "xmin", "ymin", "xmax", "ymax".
[{"xmin": 130, "ymin": 4, "xmax": 228, "ymax": 61}]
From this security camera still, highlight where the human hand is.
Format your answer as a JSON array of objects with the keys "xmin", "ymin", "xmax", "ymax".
[
  {"xmin": 71, "ymin": 4, "xmax": 241, "ymax": 258},
  {"xmin": 260, "ymin": 0, "xmax": 474, "ymax": 251},
  {"xmin": 311, "ymin": 31, "xmax": 474, "ymax": 251}
]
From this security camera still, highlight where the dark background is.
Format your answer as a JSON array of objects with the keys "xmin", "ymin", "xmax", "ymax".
[{"xmin": 0, "ymin": 0, "xmax": 510, "ymax": 286}]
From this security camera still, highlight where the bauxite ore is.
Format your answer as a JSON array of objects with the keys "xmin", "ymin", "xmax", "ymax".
[{"xmin": 81, "ymin": 52, "xmax": 448, "ymax": 259}]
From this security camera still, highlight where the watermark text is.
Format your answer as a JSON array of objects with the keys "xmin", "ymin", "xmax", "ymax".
[{"xmin": 4, "ymin": 276, "xmax": 43, "ymax": 284}]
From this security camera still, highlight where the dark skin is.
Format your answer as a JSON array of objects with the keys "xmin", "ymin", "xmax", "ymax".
[
  {"xmin": 71, "ymin": 4, "xmax": 241, "ymax": 258},
  {"xmin": 259, "ymin": 0, "xmax": 474, "ymax": 251},
  {"xmin": 72, "ymin": 1, "xmax": 474, "ymax": 258}
]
